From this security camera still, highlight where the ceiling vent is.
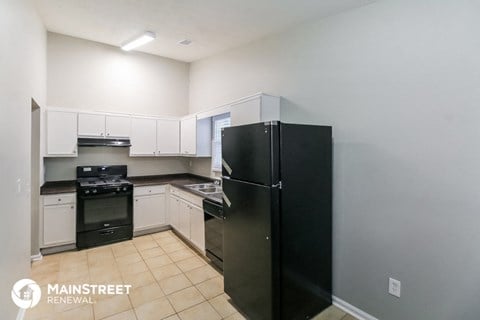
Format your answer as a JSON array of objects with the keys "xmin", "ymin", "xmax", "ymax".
[{"xmin": 178, "ymin": 39, "xmax": 192, "ymax": 45}]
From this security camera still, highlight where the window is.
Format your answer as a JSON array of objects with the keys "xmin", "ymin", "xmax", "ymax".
[{"xmin": 211, "ymin": 113, "xmax": 231, "ymax": 172}]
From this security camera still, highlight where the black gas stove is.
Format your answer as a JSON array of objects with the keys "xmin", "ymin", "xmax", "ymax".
[{"xmin": 76, "ymin": 165, "xmax": 133, "ymax": 249}]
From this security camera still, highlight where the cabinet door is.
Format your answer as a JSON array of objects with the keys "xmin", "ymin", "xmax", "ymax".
[
  {"xmin": 189, "ymin": 205, "xmax": 205, "ymax": 251},
  {"xmin": 170, "ymin": 196, "xmax": 180, "ymax": 231},
  {"xmin": 47, "ymin": 111, "xmax": 78, "ymax": 156},
  {"xmin": 177, "ymin": 200, "xmax": 191, "ymax": 239},
  {"xmin": 230, "ymin": 97, "xmax": 261, "ymax": 126},
  {"xmin": 106, "ymin": 115, "xmax": 131, "ymax": 138},
  {"xmin": 78, "ymin": 113, "xmax": 106, "ymax": 137},
  {"xmin": 134, "ymin": 194, "xmax": 166, "ymax": 232},
  {"xmin": 157, "ymin": 119, "xmax": 180, "ymax": 155},
  {"xmin": 130, "ymin": 117, "xmax": 157, "ymax": 156},
  {"xmin": 180, "ymin": 117, "xmax": 196, "ymax": 155},
  {"xmin": 43, "ymin": 204, "xmax": 76, "ymax": 246},
  {"xmin": 196, "ymin": 118, "xmax": 212, "ymax": 157}
]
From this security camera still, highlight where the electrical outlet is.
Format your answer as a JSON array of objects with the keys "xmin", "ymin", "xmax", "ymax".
[
  {"xmin": 16, "ymin": 178, "xmax": 22, "ymax": 194},
  {"xmin": 388, "ymin": 277, "xmax": 401, "ymax": 298}
]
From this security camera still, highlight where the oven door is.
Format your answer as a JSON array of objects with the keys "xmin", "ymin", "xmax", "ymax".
[
  {"xmin": 204, "ymin": 199, "xmax": 224, "ymax": 270},
  {"xmin": 77, "ymin": 191, "xmax": 133, "ymax": 232}
]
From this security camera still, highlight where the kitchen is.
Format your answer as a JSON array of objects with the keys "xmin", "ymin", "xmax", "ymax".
[{"xmin": 2, "ymin": 1, "xmax": 478, "ymax": 320}]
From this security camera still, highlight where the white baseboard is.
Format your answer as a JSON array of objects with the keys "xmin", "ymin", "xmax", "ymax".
[
  {"xmin": 30, "ymin": 253, "xmax": 43, "ymax": 262},
  {"xmin": 333, "ymin": 295, "xmax": 379, "ymax": 320}
]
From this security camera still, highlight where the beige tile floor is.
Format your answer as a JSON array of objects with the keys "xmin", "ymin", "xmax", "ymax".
[{"xmin": 26, "ymin": 230, "xmax": 357, "ymax": 320}]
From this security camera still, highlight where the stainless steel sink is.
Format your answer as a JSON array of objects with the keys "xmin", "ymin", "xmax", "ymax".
[{"xmin": 186, "ymin": 182, "xmax": 222, "ymax": 195}]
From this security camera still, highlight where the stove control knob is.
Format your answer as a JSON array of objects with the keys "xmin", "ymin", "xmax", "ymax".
[
  {"xmin": 123, "ymin": 187, "xmax": 127, "ymax": 191},
  {"xmin": 85, "ymin": 190, "xmax": 90, "ymax": 195},
  {"xmin": 117, "ymin": 187, "xmax": 120, "ymax": 192},
  {"xmin": 92, "ymin": 189, "xmax": 97, "ymax": 194}
]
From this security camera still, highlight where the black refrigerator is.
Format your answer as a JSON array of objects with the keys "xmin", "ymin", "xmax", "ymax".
[{"xmin": 222, "ymin": 121, "xmax": 332, "ymax": 320}]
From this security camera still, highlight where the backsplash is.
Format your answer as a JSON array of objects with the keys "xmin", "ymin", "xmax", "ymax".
[
  {"xmin": 44, "ymin": 147, "xmax": 191, "ymax": 181},
  {"xmin": 188, "ymin": 158, "xmax": 217, "ymax": 178}
]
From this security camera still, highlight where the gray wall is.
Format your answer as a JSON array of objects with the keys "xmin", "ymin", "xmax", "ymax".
[
  {"xmin": 45, "ymin": 148, "xmax": 190, "ymax": 181},
  {"xmin": 189, "ymin": 1, "xmax": 480, "ymax": 319},
  {"xmin": 0, "ymin": 0, "xmax": 46, "ymax": 317}
]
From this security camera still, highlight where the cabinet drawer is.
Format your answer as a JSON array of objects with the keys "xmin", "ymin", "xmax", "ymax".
[
  {"xmin": 43, "ymin": 193, "xmax": 76, "ymax": 206},
  {"xmin": 170, "ymin": 187, "xmax": 203, "ymax": 208},
  {"xmin": 135, "ymin": 185, "xmax": 166, "ymax": 196}
]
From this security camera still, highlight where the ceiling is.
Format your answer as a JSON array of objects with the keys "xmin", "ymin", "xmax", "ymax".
[{"xmin": 34, "ymin": 0, "xmax": 376, "ymax": 62}]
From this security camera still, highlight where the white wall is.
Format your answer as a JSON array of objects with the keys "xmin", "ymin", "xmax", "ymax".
[
  {"xmin": 47, "ymin": 32, "xmax": 189, "ymax": 116},
  {"xmin": 189, "ymin": 1, "xmax": 480, "ymax": 319},
  {"xmin": 0, "ymin": 0, "xmax": 46, "ymax": 317}
]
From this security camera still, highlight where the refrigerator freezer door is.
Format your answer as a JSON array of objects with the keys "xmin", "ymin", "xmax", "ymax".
[
  {"xmin": 221, "ymin": 122, "xmax": 279, "ymax": 186},
  {"xmin": 223, "ymin": 178, "xmax": 279, "ymax": 320}
]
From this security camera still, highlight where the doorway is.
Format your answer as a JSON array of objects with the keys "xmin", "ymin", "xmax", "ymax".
[{"xmin": 31, "ymin": 99, "xmax": 41, "ymax": 259}]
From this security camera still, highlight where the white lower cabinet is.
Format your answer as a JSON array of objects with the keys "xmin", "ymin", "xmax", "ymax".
[
  {"xmin": 177, "ymin": 199, "xmax": 191, "ymax": 239},
  {"xmin": 189, "ymin": 205, "xmax": 205, "ymax": 251},
  {"xmin": 169, "ymin": 195, "xmax": 180, "ymax": 230},
  {"xmin": 169, "ymin": 187, "xmax": 205, "ymax": 252},
  {"xmin": 134, "ymin": 186, "xmax": 166, "ymax": 232},
  {"xmin": 41, "ymin": 193, "xmax": 76, "ymax": 248}
]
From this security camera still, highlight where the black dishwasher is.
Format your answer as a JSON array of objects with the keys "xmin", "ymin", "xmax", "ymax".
[{"xmin": 203, "ymin": 198, "xmax": 224, "ymax": 271}]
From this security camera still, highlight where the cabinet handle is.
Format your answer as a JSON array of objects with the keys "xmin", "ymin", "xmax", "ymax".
[
  {"xmin": 70, "ymin": 206, "xmax": 74, "ymax": 209},
  {"xmin": 101, "ymin": 133, "xmax": 104, "ymax": 136},
  {"xmin": 107, "ymin": 133, "xmax": 110, "ymax": 136},
  {"xmin": 57, "ymin": 199, "xmax": 61, "ymax": 202},
  {"xmin": 135, "ymin": 199, "xmax": 138, "ymax": 202}
]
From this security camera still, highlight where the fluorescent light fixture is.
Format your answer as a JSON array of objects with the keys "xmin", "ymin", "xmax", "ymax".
[{"xmin": 121, "ymin": 31, "xmax": 156, "ymax": 51}]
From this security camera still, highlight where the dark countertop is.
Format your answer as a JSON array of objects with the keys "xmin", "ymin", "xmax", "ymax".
[
  {"xmin": 40, "ymin": 180, "xmax": 77, "ymax": 195},
  {"xmin": 128, "ymin": 173, "xmax": 222, "ymax": 204},
  {"xmin": 41, "ymin": 173, "xmax": 222, "ymax": 204}
]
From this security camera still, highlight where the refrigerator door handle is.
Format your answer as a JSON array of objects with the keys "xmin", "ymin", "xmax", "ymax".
[
  {"xmin": 222, "ymin": 159, "xmax": 233, "ymax": 175},
  {"xmin": 272, "ymin": 181, "xmax": 283, "ymax": 189},
  {"xmin": 222, "ymin": 191, "xmax": 232, "ymax": 208}
]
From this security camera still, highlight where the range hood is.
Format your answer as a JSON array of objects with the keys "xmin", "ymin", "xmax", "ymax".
[{"xmin": 78, "ymin": 138, "xmax": 131, "ymax": 147}]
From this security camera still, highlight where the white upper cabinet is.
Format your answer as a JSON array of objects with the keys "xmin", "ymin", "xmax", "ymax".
[
  {"xmin": 157, "ymin": 119, "xmax": 180, "ymax": 155},
  {"xmin": 78, "ymin": 113, "xmax": 105, "ymax": 137},
  {"xmin": 106, "ymin": 115, "xmax": 131, "ymax": 138},
  {"xmin": 180, "ymin": 116, "xmax": 211, "ymax": 157},
  {"xmin": 46, "ymin": 110, "xmax": 78, "ymax": 157},
  {"xmin": 230, "ymin": 93, "xmax": 281, "ymax": 126},
  {"xmin": 79, "ymin": 113, "xmax": 131, "ymax": 138},
  {"xmin": 196, "ymin": 117, "xmax": 212, "ymax": 157},
  {"xmin": 180, "ymin": 116, "xmax": 196, "ymax": 155},
  {"xmin": 130, "ymin": 117, "xmax": 157, "ymax": 156}
]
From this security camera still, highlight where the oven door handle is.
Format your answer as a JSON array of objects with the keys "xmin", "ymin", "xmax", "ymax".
[
  {"xmin": 204, "ymin": 210, "xmax": 223, "ymax": 220},
  {"xmin": 78, "ymin": 191, "xmax": 132, "ymax": 200},
  {"xmin": 100, "ymin": 229, "xmax": 116, "ymax": 236}
]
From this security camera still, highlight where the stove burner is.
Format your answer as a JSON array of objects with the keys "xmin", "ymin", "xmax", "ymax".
[{"xmin": 77, "ymin": 166, "xmax": 132, "ymax": 190}]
